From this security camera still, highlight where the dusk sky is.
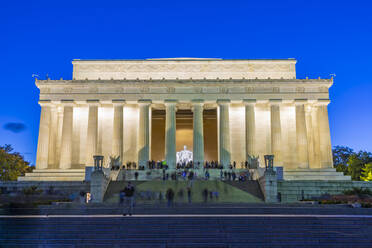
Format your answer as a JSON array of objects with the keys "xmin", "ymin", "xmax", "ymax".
[{"xmin": 1, "ymin": 0, "xmax": 371, "ymax": 165}]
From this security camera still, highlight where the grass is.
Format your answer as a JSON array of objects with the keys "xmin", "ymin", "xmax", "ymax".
[{"xmin": 107, "ymin": 180, "xmax": 263, "ymax": 203}]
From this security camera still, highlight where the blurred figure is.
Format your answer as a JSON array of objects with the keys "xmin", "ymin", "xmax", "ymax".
[
  {"xmin": 202, "ymin": 188, "xmax": 208, "ymax": 203},
  {"xmin": 187, "ymin": 187, "xmax": 192, "ymax": 203},
  {"xmin": 166, "ymin": 188, "xmax": 175, "ymax": 207},
  {"xmin": 122, "ymin": 182, "xmax": 135, "ymax": 216}
]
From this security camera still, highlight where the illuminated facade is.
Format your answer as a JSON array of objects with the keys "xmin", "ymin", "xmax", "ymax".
[{"xmin": 20, "ymin": 58, "xmax": 349, "ymax": 181}]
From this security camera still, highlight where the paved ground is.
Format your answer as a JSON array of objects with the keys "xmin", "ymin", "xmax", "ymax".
[{"xmin": 1, "ymin": 204, "xmax": 372, "ymax": 247}]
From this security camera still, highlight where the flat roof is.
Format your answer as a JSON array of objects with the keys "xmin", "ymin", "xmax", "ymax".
[{"xmin": 73, "ymin": 57, "xmax": 297, "ymax": 62}]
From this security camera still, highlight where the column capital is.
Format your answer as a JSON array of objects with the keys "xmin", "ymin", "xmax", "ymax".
[
  {"xmin": 191, "ymin": 103, "xmax": 204, "ymax": 112},
  {"xmin": 269, "ymin": 99, "xmax": 282, "ymax": 105},
  {"xmin": 164, "ymin": 99, "xmax": 178, "ymax": 106},
  {"xmin": 112, "ymin": 99, "xmax": 126, "ymax": 106},
  {"xmin": 243, "ymin": 99, "xmax": 256, "ymax": 106},
  {"xmin": 294, "ymin": 99, "xmax": 308, "ymax": 105},
  {"xmin": 86, "ymin": 99, "xmax": 100, "ymax": 106},
  {"xmin": 315, "ymin": 99, "xmax": 331, "ymax": 106},
  {"xmin": 138, "ymin": 99, "xmax": 152, "ymax": 105},
  {"xmin": 191, "ymin": 99, "xmax": 204, "ymax": 104},
  {"xmin": 217, "ymin": 99, "xmax": 231, "ymax": 105},
  {"xmin": 39, "ymin": 100, "xmax": 52, "ymax": 107},
  {"xmin": 60, "ymin": 99, "xmax": 75, "ymax": 106}
]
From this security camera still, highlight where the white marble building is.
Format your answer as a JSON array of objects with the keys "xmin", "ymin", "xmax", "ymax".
[{"xmin": 19, "ymin": 58, "xmax": 349, "ymax": 181}]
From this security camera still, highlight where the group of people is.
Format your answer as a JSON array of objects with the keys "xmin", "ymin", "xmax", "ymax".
[
  {"xmin": 165, "ymin": 187, "xmax": 193, "ymax": 207},
  {"xmin": 203, "ymin": 161, "xmax": 240, "ymax": 169},
  {"xmin": 176, "ymin": 161, "xmax": 200, "ymax": 169},
  {"xmin": 220, "ymin": 170, "xmax": 253, "ymax": 181},
  {"xmin": 204, "ymin": 161, "xmax": 223, "ymax": 169},
  {"xmin": 163, "ymin": 169, "xmax": 195, "ymax": 181},
  {"xmin": 113, "ymin": 159, "xmax": 258, "ymax": 172},
  {"xmin": 146, "ymin": 160, "xmax": 169, "ymax": 170}
]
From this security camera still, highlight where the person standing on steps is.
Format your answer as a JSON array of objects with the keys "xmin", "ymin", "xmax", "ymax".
[
  {"xmin": 187, "ymin": 187, "xmax": 192, "ymax": 203},
  {"xmin": 202, "ymin": 188, "xmax": 208, "ymax": 203},
  {"xmin": 166, "ymin": 188, "xmax": 175, "ymax": 207},
  {"xmin": 123, "ymin": 182, "xmax": 135, "ymax": 216}
]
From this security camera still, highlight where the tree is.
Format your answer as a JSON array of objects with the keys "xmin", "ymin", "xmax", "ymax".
[
  {"xmin": 0, "ymin": 144, "xmax": 33, "ymax": 181},
  {"xmin": 333, "ymin": 146, "xmax": 354, "ymax": 174},
  {"xmin": 347, "ymin": 154, "xmax": 365, "ymax": 181},
  {"xmin": 361, "ymin": 163, "xmax": 372, "ymax": 181},
  {"xmin": 332, "ymin": 146, "xmax": 372, "ymax": 180}
]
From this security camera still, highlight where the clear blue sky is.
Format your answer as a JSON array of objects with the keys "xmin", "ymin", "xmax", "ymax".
[{"xmin": 1, "ymin": 0, "xmax": 371, "ymax": 165}]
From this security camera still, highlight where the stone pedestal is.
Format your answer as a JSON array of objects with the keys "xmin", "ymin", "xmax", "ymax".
[
  {"xmin": 259, "ymin": 171, "xmax": 278, "ymax": 203},
  {"xmin": 90, "ymin": 170, "xmax": 110, "ymax": 203}
]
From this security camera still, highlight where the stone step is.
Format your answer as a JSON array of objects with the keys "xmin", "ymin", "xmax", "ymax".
[
  {"xmin": 18, "ymin": 169, "xmax": 86, "ymax": 181},
  {"xmin": 18, "ymin": 176, "xmax": 85, "ymax": 181},
  {"xmin": 284, "ymin": 175, "xmax": 351, "ymax": 181},
  {"xmin": 283, "ymin": 169, "xmax": 351, "ymax": 181},
  {"xmin": 2, "ymin": 216, "xmax": 371, "ymax": 246},
  {"xmin": 31, "ymin": 169, "xmax": 86, "ymax": 173}
]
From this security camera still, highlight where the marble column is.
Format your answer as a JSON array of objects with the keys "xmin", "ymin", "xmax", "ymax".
[
  {"xmin": 269, "ymin": 99, "xmax": 282, "ymax": 166},
  {"xmin": 317, "ymin": 99, "xmax": 333, "ymax": 168},
  {"xmin": 305, "ymin": 104, "xmax": 316, "ymax": 168},
  {"xmin": 295, "ymin": 99, "xmax": 309, "ymax": 169},
  {"xmin": 138, "ymin": 100, "xmax": 151, "ymax": 167},
  {"xmin": 85, "ymin": 100, "xmax": 99, "ymax": 166},
  {"xmin": 244, "ymin": 99, "xmax": 256, "ymax": 159},
  {"xmin": 217, "ymin": 99, "xmax": 231, "ymax": 167},
  {"xmin": 36, "ymin": 101, "xmax": 52, "ymax": 170},
  {"xmin": 165, "ymin": 100, "xmax": 177, "ymax": 169},
  {"xmin": 192, "ymin": 100, "xmax": 204, "ymax": 166},
  {"xmin": 55, "ymin": 107, "xmax": 64, "ymax": 168},
  {"xmin": 47, "ymin": 106, "xmax": 58, "ymax": 168},
  {"xmin": 59, "ymin": 101, "xmax": 74, "ymax": 169},
  {"xmin": 311, "ymin": 105, "xmax": 321, "ymax": 168},
  {"xmin": 112, "ymin": 100, "xmax": 125, "ymax": 163}
]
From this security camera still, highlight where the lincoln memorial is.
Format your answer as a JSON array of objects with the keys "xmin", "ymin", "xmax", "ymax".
[{"xmin": 19, "ymin": 58, "xmax": 349, "ymax": 181}]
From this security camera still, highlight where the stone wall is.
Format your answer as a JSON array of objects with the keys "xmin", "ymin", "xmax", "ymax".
[
  {"xmin": 0, "ymin": 181, "xmax": 89, "ymax": 195},
  {"xmin": 278, "ymin": 180, "xmax": 372, "ymax": 203}
]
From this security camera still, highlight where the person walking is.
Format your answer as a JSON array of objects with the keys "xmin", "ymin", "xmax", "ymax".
[
  {"xmin": 202, "ymin": 188, "xmax": 208, "ymax": 203},
  {"xmin": 166, "ymin": 188, "xmax": 175, "ymax": 207},
  {"xmin": 187, "ymin": 187, "xmax": 192, "ymax": 203},
  {"xmin": 122, "ymin": 182, "xmax": 135, "ymax": 216},
  {"xmin": 232, "ymin": 171, "xmax": 236, "ymax": 181}
]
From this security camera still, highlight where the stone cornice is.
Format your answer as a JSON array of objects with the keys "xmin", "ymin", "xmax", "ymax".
[{"xmin": 36, "ymin": 78, "xmax": 332, "ymax": 85}]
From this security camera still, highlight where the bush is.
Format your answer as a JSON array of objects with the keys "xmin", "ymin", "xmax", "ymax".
[
  {"xmin": 343, "ymin": 187, "xmax": 372, "ymax": 197},
  {"xmin": 22, "ymin": 186, "xmax": 43, "ymax": 196},
  {"xmin": 361, "ymin": 203, "xmax": 372, "ymax": 208}
]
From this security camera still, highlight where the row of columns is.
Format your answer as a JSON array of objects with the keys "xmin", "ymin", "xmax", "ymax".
[{"xmin": 36, "ymin": 99, "xmax": 333, "ymax": 171}]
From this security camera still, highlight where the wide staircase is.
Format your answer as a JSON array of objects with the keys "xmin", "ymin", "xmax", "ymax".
[{"xmin": 2, "ymin": 213, "xmax": 372, "ymax": 247}]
